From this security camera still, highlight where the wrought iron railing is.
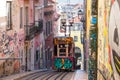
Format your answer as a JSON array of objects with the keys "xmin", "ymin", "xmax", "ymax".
[
  {"xmin": 35, "ymin": 20, "xmax": 43, "ymax": 33},
  {"xmin": 25, "ymin": 20, "xmax": 43, "ymax": 40},
  {"xmin": 25, "ymin": 24, "xmax": 36, "ymax": 40}
]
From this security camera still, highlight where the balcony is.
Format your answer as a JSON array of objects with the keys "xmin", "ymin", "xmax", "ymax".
[
  {"xmin": 44, "ymin": 4, "xmax": 54, "ymax": 16},
  {"xmin": 25, "ymin": 24, "xmax": 36, "ymax": 40},
  {"xmin": 25, "ymin": 20, "xmax": 43, "ymax": 40},
  {"xmin": 35, "ymin": 20, "xmax": 43, "ymax": 34}
]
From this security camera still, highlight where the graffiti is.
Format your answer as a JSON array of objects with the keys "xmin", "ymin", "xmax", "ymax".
[
  {"xmin": 90, "ymin": 30, "xmax": 97, "ymax": 51},
  {"xmin": 89, "ymin": 27, "xmax": 97, "ymax": 80},
  {"xmin": 88, "ymin": 0, "xmax": 98, "ymax": 79},
  {"xmin": 97, "ymin": 0, "xmax": 120, "ymax": 79},
  {"xmin": 109, "ymin": 0, "xmax": 120, "ymax": 79},
  {"xmin": 54, "ymin": 58, "xmax": 72, "ymax": 69},
  {"xmin": 0, "ymin": 31, "xmax": 18, "ymax": 55},
  {"xmin": 91, "ymin": 17, "xmax": 97, "ymax": 24},
  {"xmin": 0, "ymin": 30, "xmax": 24, "ymax": 76},
  {"xmin": 14, "ymin": 60, "xmax": 20, "ymax": 73},
  {"xmin": 91, "ymin": 0, "xmax": 98, "ymax": 15}
]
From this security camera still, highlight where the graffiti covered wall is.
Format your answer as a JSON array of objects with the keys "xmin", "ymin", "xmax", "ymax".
[
  {"xmin": 0, "ymin": 0, "xmax": 25, "ymax": 76},
  {"xmin": 98, "ymin": 0, "xmax": 120, "ymax": 79},
  {"xmin": 88, "ymin": 0, "xmax": 98, "ymax": 79},
  {"xmin": 0, "ymin": 30, "xmax": 24, "ymax": 75}
]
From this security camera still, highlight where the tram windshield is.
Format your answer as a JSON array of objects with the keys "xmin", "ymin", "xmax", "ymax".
[{"xmin": 53, "ymin": 37, "xmax": 74, "ymax": 57}]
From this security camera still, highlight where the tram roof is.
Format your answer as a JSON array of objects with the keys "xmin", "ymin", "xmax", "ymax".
[{"xmin": 54, "ymin": 36, "xmax": 73, "ymax": 38}]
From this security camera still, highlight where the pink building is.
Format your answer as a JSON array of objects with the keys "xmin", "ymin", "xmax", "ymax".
[
  {"xmin": 44, "ymin": 0, "xmax": 57, "ymax": 68},
  {"xmin": 0, "ymin": 0, "xmax": 25, "ymax": 76},
  {"xmin": 23, "ymin": 0, "xmax": 45, "ymax": 71},
  {"xmin": 0, "ymin": 0, "xmax": 58, "ymax": 77}
]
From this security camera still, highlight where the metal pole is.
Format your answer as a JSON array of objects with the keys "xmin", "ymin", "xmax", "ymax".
[{"xmin": 69, "ymin": 26, "xmax": 70, "ymax": 36}]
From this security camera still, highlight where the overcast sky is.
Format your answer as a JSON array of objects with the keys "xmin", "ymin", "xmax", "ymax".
[{"xmin": 57, "ymin": 0, "xmax": 83, "ymax": 4}]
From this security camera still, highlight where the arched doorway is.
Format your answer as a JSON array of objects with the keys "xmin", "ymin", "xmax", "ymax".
[{"xmin": 75, "ymin": 47, "xmax": 82, "ymax": 69}]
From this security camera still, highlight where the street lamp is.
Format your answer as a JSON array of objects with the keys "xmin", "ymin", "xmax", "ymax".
[
  {"xmin": 61, "ymin": 19, "xmax": 66, "ymax": 26},
  {"xmin": 61, "ymin": 18, "xmax": 74, "ymax": 36},
  {"xmin": 68, "ymin": 18, "xmax": 74, "ymax": 36},
  {"xmin": 69, "ymin": 18, "xmax": 74, "ymax": 26},
  {"xmin": 81, "ymin": 29, "xmax": 84, "ymax": 44},
  {"xmin": 78, "ymin": 9, "xmax": 83, "ymax": 19},
  {"xmin": 78, "ymin": 9, "xmax": 85, "ymax": 44},
  {"xmin": 78, "ymin": 8, "xmax": 86, "ymax": 71}
]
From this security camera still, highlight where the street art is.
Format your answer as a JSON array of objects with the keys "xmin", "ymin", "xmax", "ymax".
[
  {"xmin": 89, "ymin": 27, "xmax": 97, "ymax": 80},
  {"xmin": 97, "ymin": 0, "xmax": 120, "ymax": 79},
  {"xmin": 97, "ymin": 0, "xmax": 113, "ymax": 79},
  {"xmin": 54, "ymin": 58, "xmax": 72, "ymax": 69},
  {"xmin": 0, "ymin": 31, "xmax": 19, "ymax": 55},
  {"xmin": 88, "ymin": 0, "xmax": 98, "ymax": 80},
  {"xmin": 0, "ymin": 30, "xmax": 24, "ymax": 76},
  {"xmin": 109, "ymin": 0, "xmax": 120, "ymax": 79}
]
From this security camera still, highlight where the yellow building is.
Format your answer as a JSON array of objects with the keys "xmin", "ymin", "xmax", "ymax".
[{"xmin": 70, "ymin": 22, "xmax": 84, "ymax": 70}]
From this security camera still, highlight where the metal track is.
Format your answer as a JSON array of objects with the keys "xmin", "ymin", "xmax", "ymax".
[
  {"xmin": 18, "ymin": 70, "xmax": 50, "ymax": 80},
  {"xmin": 18, "ymin": 70, "xmax": 74, "ymax": 80}
]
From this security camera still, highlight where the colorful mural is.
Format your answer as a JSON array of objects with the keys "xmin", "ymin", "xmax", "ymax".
[
  {"xmin": 109, "ymin": 0, "xmax": 120, "ymax": 79},
  {"xmin": 98, "ymin": 0, "xmax": 120, "ymax": 80},
  {"xmin": 88, "ymin": 0, "xmax": 98, "ymax": 80},
  {"xmin": 54, "ymin": 58, "xmax": 72, "ymax": 69},
  {"xmin": 0, "ymin": 30, "xmax": 23, "ymax": 76}
]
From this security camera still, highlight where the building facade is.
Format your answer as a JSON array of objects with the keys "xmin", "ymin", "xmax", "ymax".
[
  {"xmin": 97, "ymin": 0, "xmax": 120, "ymax": 79},
  {"xmin": 56, "ymin": 2, "xmax": 84, "ymax": 70},
  {"xmin": 86, "ymin": 0, "xmax": 120, "ymax": 79},
  {"xmin": 0, "ymin": 0, "xmax": 61, "ymax": 77},
  {"xmin": 0, "ymin": 0, "xmax": 25, "ymax": 76},
  {"xmin": 44, "ymin": 0, "xmax": 57, "ymax": 69}
]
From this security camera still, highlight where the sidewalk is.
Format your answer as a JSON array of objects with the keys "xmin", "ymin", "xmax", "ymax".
[
  {"xmin": 71, "ymin": 70, "xmax": 88, "ymax": 80},
  {"xmin": 0, "ymin": 69, "xmax": 47, "ymax": 80}
]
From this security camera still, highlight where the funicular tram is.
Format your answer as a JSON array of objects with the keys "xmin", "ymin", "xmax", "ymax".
[{"xmin": 52, "ymin": 36, "xmax": 75, "ymax": 71}]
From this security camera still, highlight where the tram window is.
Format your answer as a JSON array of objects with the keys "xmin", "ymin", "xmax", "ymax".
[
  {"xmin": 59, "ymin": 48, "xmax": 66, "ymax": 52},
  {"xmin": 54, "ymin": 45, "xmax": 57, "ymax": 56},
  {"xmin": 59, "ymin": 54, "xmax": 66, "ymax": 56},
  {"xmin": 59, "ymin": 44, "xmax": 65, "ymax": 48}
]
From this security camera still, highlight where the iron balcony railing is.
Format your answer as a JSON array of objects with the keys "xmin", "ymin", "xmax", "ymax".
[
  {"xmin": 25, "ymin": 20, "xmax": 43, "ymax": 40},
  {"xmin": 35, "ymin": 20, "xmax": 43, "ymax": 33},
  {"xmin": 25, "ymin": 23, "xmax": 36, "ymax": 40}
]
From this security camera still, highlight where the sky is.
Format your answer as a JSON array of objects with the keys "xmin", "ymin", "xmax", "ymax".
[{"xmin": 57, "ymin": 0, "xmax": 83, "ymax": 4}]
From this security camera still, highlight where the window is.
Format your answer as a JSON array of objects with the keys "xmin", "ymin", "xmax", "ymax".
[
  {"xmin": 25, "ymin": 7, "xmax": 28, "ymax": 25},
  {"xmin": 71, "ymin": 23, "xmax": 81, "ymax": 31},
  {"xmin": 44, "ymin": 0, "xmax": 48, "ymax": 7},
  {"xmin": 36, "ymin": 50, "xmax": 39, "ymax": 61},
  {"xmin": 54, "ymin": 45, "xmax": 57, "ymax": 56},
  {"xmin": 50, "ymin": 21, "xmax": 52, "ymax": 32},
  {"xmin": 6, "ymin": 1, "xmax": 12, "ymax": 30},
  {"xmin": 48, "ymin": 21, "xmax": 50, "ymax": 34},
  {"xmin": 46, "ymin": 21, "xmax": 52, "ymax": 36},
  {"xmin": 48, "ymin": 49, "xmax": 51, "ymax": 60},
  {"xmin": 59, "ymin": 49, "xmax": 66, "ymax": 52},
  {"xmin": 20, "ymin": 7, "xmax": 23, "ymax": 28},
  {"xmin": 46, "ymin": 22, "xmax": 48, "ymax": 36},
  {"xmin": 74, "ymin": 36, "xmax": 78, "ymax": 42}
]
